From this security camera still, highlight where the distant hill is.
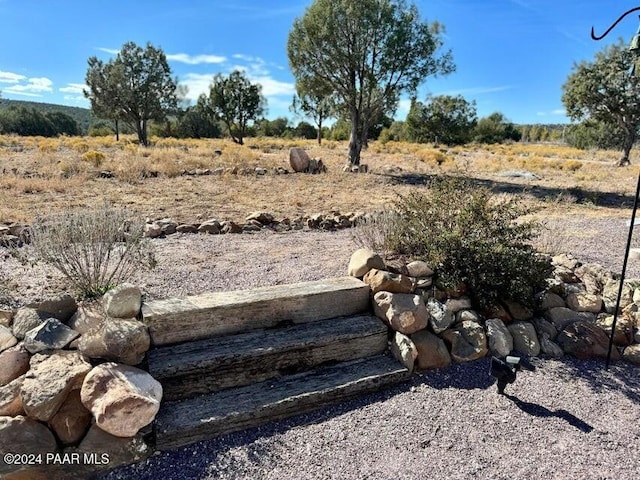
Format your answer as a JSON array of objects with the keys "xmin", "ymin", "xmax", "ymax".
[{"xmin": 0, "ymin": 99, "xmax": 95, "ymax": 134}]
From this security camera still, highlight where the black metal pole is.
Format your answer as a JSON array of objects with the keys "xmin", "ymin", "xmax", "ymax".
[{"xmin": 606, "ymin": 172, "xmax": 640, "ymax": 368}]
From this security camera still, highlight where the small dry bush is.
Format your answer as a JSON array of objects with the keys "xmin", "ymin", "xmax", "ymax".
[
  {"xmin": 352, "ymin": 210, "xmax": 400, "ymax": 255},
  {"xmin": 81, "ymin": 150, "xmax": 107, "ymax": 167},
  {"xmin": 22, "ymin": 204, "xmax": 156, "ymax": 298}
]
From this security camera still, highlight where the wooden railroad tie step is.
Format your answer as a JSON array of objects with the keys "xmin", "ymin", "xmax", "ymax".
[
  {"xmin": 154, "ymin": 354, "xmax": 410, "ymax": 450},
  {"xmin": 148, "ymin": 315, "xmax": 389, "ymax": 401}
]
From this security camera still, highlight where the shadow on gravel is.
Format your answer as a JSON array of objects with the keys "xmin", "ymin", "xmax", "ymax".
[
  {"xmin": 503, "ymin": 394, "xmax": 594, "ymax": 433},
  {"xmin": 375, "ymin": 172, "xmax": 635, "ymax": 209},
  {"xmin": 550, "ymin": 356, "xmax": 640, "ymax": 405},
  {"xmin": 416, "ymin": 357, "xmax": 494, "ymax": 390},
  {"xmin": 98, "ymin": 381, "xmax": 414, "ymax": 480}
]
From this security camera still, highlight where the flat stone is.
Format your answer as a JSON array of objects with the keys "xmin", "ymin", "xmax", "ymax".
[
  {"xmin": 198, "ymin": 220, "xmax": 221, "ymax": 234},
  {"xmin": 23, "ymin": 318, "xmax": 80, "ymax": 354},
  {"xmin": 245, "ymin": 211, "xmax": 274, "ymax": 225},
  {"xmin": 20, "ymin": 350, "xmax": 92, "ymax": 421}
]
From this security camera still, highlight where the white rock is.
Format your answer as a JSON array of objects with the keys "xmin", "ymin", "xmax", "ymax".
[
  {"xmin": 405, "ymin": 261, "xmax": 434, "ymax": 278},
  {"xmin": 103, "ymin": 284, "xmax": 142, "ymax": 319},
  {"xmin": 485, "ymin": 318, "xmax": 514, "ymax": 358},
  {"xmin": 390, "ymin": 332, "xmax": 418, "ymax": 373},
  {"xmin": 0, "ymin": 325, "xmax": 17, "ymax": 352},
  {"xmin": 81, "ymin": 363, "xmax": 162, "ymax": 438},
  {"xmin": 373, "ymin": 291, "xmax": 428, "ymax": 335},
  {"xmin": 347, "ymin": 249, "xmax": 385, "ymax": 278}
]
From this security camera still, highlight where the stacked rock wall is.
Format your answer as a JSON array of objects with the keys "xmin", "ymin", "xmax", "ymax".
[{"xmin": 348, "ymin": 249, "xmax": 640, "ymax": 372}]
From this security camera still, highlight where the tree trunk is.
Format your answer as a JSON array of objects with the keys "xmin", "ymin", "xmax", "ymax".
[
  {"xmin": 317, "ymin": 118, "xmax": 322, "ymax": 146},
  {"xmin": 138, "ymin": 119, "xmax": 149, "ymax": 147},
  {"xmin": 618, "ymin": 131, "xmax": 635, "ymax": 166},
  {"xmin": 114, "ymin": 119, "xmax": 120, "ymax": 142},
  {"xmin": 348, "ymin": 110, "xmax": 361, "ymax": 166}
]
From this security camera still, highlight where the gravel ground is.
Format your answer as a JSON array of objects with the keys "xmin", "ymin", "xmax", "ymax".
[{"xmin": 2, "ymin": 215, "xmax": 640, "ymax": 479}]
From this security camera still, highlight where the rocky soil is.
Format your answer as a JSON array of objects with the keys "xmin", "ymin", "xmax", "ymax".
[{"xmin": 2, "ymin": 214, "xmax": 640, "ymax": 479}]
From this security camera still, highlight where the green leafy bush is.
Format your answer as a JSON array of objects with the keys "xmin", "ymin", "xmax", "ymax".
[
  {"xmin": 385, "ymin": 177, "xmax": 552, "ymax": 309},
  {"xmin": 24, "ymin": 204, "xmax": 156, "ymax": 298}
]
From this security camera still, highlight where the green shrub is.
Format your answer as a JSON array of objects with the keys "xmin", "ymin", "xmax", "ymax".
[
  {"xmin": 385, "ymin": 177, "xmax": 552, "ymax": 309},
  {"xmin": 24, "ymin": 204, "xmax": 156, "ymax": 298}
]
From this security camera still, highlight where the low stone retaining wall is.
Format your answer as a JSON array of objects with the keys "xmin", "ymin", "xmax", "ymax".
[
  {"xmin": 0, "ymin": 285, "xmax": 156, "ymax": 478},
  {"xmin": 348, "ymin": 248, "xmax": 640, "ymax": 374}
]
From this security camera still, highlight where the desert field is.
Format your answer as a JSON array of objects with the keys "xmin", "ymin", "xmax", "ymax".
[{"xmin": 0, "ymin": 134, "xmax": 638, "ymax": 227}]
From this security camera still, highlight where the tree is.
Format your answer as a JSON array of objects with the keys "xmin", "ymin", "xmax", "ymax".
[
  {"xmin": 291, "ymin": 79, "xmax": 335, "ymax": 145},
  {"xmin": 45, "ymin": 111, "xmax": 79, "ymax": 136},
  {"xmin": 206, "ymin": 70, "xmax": 265, "ymax": 145},
  {"xmin": 293, "ymin": 120, "xmax": 318, "ymax": 139},
  {"xmin": 473, "ymin": 112, "xmax": 521, "ymax": 144},
  {"xmin": 257, "ymin": 117, "xmax": 290, "ymax": 137},
  {"xmin": 288, "ymin": 0, "xmax": 454, "ymax": 166},
  {"xmin": 562, "ymin": 41, "xmax": 640, "ymax": 166},
  {"xmin": 84, "ymin": 41, "xmax": 178, "ymax": 146},
  {"xmin": 405, "ymin": 95, "xmax": 476, "ymax": 145}
]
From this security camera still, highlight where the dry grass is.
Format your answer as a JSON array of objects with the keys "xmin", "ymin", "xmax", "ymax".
[{"xmin": 0, "ymin": 134, "xmax": 638, "ymax": 224}]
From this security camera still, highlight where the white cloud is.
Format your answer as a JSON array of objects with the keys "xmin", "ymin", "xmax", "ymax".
[
  {"xmin": 63, "ymin": 94, "xmax": 88, "ymax": 104},
  {"xmin": 4, "ymin": 77, "xmax": 53, "ymax": 97},
  {"xmin": 180, "ymin": 73, "xmax": 214, "ymax": 101},
  {"xmin": 395, "ymin": 98, "xmax": 412, "ymax": 120},
  {"xmin": 552, "ymin": 108, "xmax": 566, "ymax": 115},
  {"xmin": 167, "ymin": 53, "xmax": 227, "ymax": 65},
  {"xmin": 0, "ymin": 70, "xmax": 26, "ymax": 84},
  {"xmin": 97, "ymin": 47, "xmax": 119, "ymax": 55},
  {"xmin": 59, "ymin": 83, "xmax": 87, "ymax": 94},
  {"xmin": 437, "ymin": 85, "xmax": 513, "ymax": 96}
]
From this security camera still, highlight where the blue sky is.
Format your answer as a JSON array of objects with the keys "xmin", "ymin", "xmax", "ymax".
[{"xmin": 0, "ymin": 0, "xmax": 639, "ymax": 125}]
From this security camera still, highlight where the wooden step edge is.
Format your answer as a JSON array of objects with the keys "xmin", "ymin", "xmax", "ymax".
[
  {"xmin": 154, "ymin": 355, "xmax": 409, "ymax": 450},
  {"xmin": 142, "ymin": 277, "xmax": 370, "ymax": 346},
  {"xmin": 147, "ymin": 314, "xmax": 387, "ymax": 380}
]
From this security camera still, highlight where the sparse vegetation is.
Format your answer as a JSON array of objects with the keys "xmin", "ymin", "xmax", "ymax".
[
  {"xmin": 21, "ymin": 204, "xmax": 156, "ymax": 298},
  {"xmin": 383, "ymin": 177, "xmax": 553, "ymax": 309}
]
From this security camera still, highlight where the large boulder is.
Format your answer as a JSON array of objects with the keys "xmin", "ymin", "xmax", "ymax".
[
  {"xmin": 67, "ymin": 302, "xmax": 104, "ymax": 335},
  {"xmin": 373, "ymin": 292, "xmax": 428, "ymax": 335},
  {"xmin": 348, "ymin": 249, "xmax": 385, "ymax": 278},
  {"xmin": 538, "ymin": 292, "xmax": 565, "ymax": 310},
  {"xmin": 103, "ymin": 284, "xmax": 142, "ymax": 319},
  {"xmin": 566, "ymin": 293, "xmax": 602, "ymax": 313},
  {"xmin": 81, "ymin": 363, "xmax": 162, "ymax": 437},
  {"xmin": 0, "ymin": 416, "xmax": 57, "ymax": 469},
  {"xmin": 363, "ymin": 268, "xmax": 414, "ymax": 295},
  {"xmin": 411, "ymin": 330, "xmax": 451, "ymax": 370},
  {"xmin": 289, "ymin": 147, "xmax": 311, "ymax": 173},
  {"xmin": 78, "ymin": 318, "xmax": 150, "ymax": 366},
  {"xmin": 623, "ymin": 344, "xmax": 640, "ymax": 365},
  {"xmin": 602, "ymin": 279, "xmax": 635, "ymax": 313},
  {"xmin": 0, "ymin": 376, "xmax": 25, "ymax": 416},
  {"xmin": 445, "ymin": 297, "xmax": 472, "ymax": 315},
  {"xmin": 425, "ymin": 298, "xmax": 454, "ymax": 334},
  {"xmin": 11, "ymin": 308, "xmax": 46, "ymax": 340},
  {"xmin": 390, "ymin": 332, "xmax": 418, "ymax": 373},
  {"xmin": 539, "ymin": 333, "xmax": 564, "ymax": 359},
  {"xmin": 557, "ymin": 321, "xmax": 620, "ymax": 360},
  {"xmin": 20, "ymin": 350, "xmax": 92, "ymax": 421},
  {"xmin": 48, "ymin": 389, "xmax": 91, "ymax": 445},
  {"xmin": 0, "ymin": 344, "xmax": 30, "ymax": 387},
  {"xmin": 27, "ymin": 294, "xmax": 77, "ymax": 322},
  {"xmin": 531, "ymin": 317, "xmax": 558, "ymax": 340},
  {"xmin": 595, "ymin": 314, "xmax": 634, "ymax": 346},
  {"xmin": 544, "ymin": 307, "xmax": 596, "ymax": 331},
  {"xmin": 78, "ymin": 424, "xmax": 150, "ymax": 469},
  {"xmin": 441, "ymin": 321, "xmax": 488, "ymax": 363},
  {"xmin": 0, "ymin": 325, "xmax": 17, "ymax": 352},
  {"xmin": 485, "ymin": 318, "xmax": 514, "ymax": 358},
  {"xmin": 507, "ymin": 321, "xmax": 540, "ymax": 357},
  {"xmin": 405, "ymin": 261, "xmax": 434, "ymax": 278},
  {"xmin": 23, "ymin": 318, "xmax": 79, "ymax": 354},
  {"xmin": 502, "ymin": 300, "xmax": 533, "ymax": 321}
]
